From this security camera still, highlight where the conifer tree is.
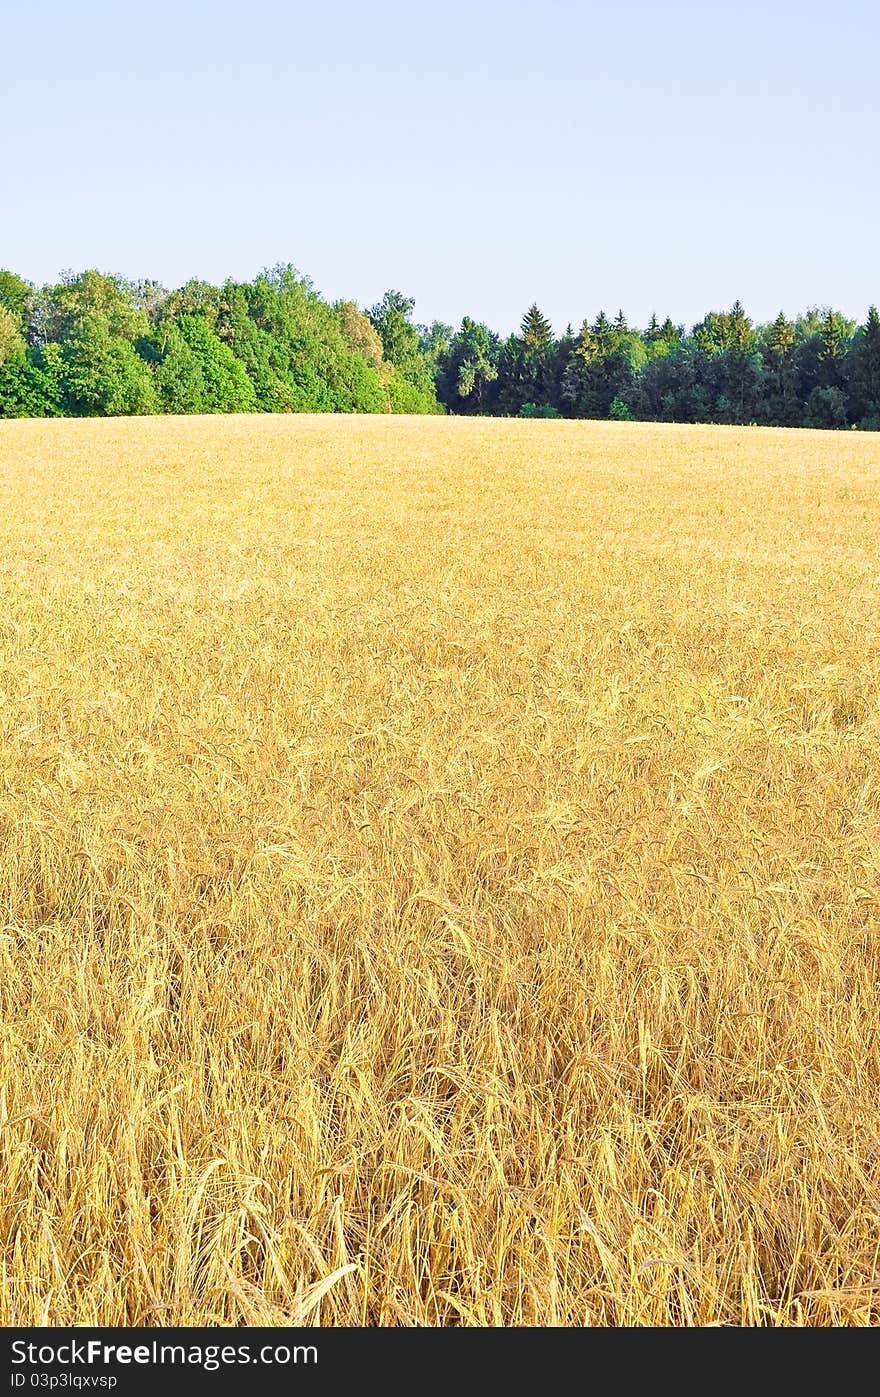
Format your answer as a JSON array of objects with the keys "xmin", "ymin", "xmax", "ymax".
[
  {"xmin": 818, "ymin": 308, "xmax": 851, "ymax": 389},
  {"xmin": 520, "ymin": 304, "xmax": 553, "ymax": 359},
  {"xmin": 763, "ymin": 311, "xmax": 798, "ymax": 424},
  {"xmin": 852, "ymin": 306, "xmax": 880, "ymax": 421},
  {"xmin": 504, "ymin": 304, "xmax": 554, "ymax": 411}
]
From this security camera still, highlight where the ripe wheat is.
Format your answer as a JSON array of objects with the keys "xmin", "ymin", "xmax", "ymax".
[{"xmin": 2, "ymin": 413, "xmax": 880, "ymax": 1325}]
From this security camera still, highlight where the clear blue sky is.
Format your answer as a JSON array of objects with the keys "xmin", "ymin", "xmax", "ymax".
[{"xmin": 2, "ymin": 0, "xmax": 877, "ymax": 334}]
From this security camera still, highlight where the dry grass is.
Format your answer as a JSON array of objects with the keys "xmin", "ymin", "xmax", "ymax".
[{"xmin": 2, "ymin": 412, "xmax": 880, "ymax": 1326}]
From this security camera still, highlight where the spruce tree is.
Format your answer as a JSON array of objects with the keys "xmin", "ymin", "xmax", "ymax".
[
  {"xmin": 765, "ymin": 311, "xmax": 798, "ymax": 424},
  {"xmin": 818, "ymin": 309, "xmax": 851, "ymax": 389},
  {"xmin": 592, "ymin": 310, "xmax": 612, "ymax": 350},
  {"xmin": 853, "ymin": 306, "xmax": 880, "ymax": 421},
  {"xmin": 520, "ymin": 304, "xmax": 553, "ymax": 359},
  {"xmin": 511, "ymin": 304, "xmax": 554, "ymax": 410}
]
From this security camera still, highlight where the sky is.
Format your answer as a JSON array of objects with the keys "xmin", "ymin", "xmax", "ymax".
[{"xmin": 1, "ymin": 0, "xmax": 877, "ymax": 335}]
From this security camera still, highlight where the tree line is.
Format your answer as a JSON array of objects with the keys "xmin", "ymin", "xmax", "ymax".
[{"xmin": 0, "ymin": 265, "xmax": 878, "ymax": 429}]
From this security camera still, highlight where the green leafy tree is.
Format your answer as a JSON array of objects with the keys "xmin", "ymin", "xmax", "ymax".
[
  {"xmin": 337, "ymin": 301, "xmax": 391, "ymax": 380},
  {"xmin": 805, "ymin": 385, "xmax": 848, "ymax": 429},
  {"xmin": 217, "ymin": 281, "xmax": 296, "ymax": 411},
  {"xmin": 2, "ymin": 260, "xmax": 877, "ymax": 429},
  {"xmin": 0, "ymin": 307, "xmax": 24, "ymax": 364},
  {"xmin": 129, "ymin": 279, "xmax": 169, "ymax": 323},
  {"xmin": 368, "ymin": 291, "xmax": 418, "ymax": 367},
  {"xmin": 368, "ymin": 290, "xmax": 439, "ymax": 409},
  {"xmin": 150, "ymin": 316, "xmax": 259, "ymax": 416},
  {"xmin": 62, "ymin": 317, "xmax": 158, "ymax": 416},
  {"xmin": 152, "ymin": 324, "xmax": 209, "ymax": 413},
  {"xmin": 174, "ymin": 315, "xmax": 256, "ymax": 412},
  {"xmin": 38, "ymin": 270, "xmax": 150, "ymax": 346},
  {"xmin": 0, "ymin": 345, "xmax": 65, "ymax": 417},
  {"xmin": 419, "ymin": 321, "xmax": 453, "ymax": 369},
  {"xmin": 232, "ymin": 266, "xmax": 388, "ymax": 413},
  {"xmin": 0, "ymin": 271, "xmax": 33, "ymax": 337},
  {"xmin": 160, "ymin": 279, "xmax": 224, "ymax": 327}
]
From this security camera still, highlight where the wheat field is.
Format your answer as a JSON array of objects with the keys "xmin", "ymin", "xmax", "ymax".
[{"xmin": 2, "ymin": 413, "xmax": 880, "ymax": 1326}]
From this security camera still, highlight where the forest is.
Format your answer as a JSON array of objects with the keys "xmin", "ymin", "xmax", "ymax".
[{"xmin": 0, "ymin": 264, "xmax": 878, "ymax": 429}]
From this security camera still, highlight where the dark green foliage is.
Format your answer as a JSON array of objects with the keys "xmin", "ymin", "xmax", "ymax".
[
  {"xmin": 560, "ymin": 313, "xmax": 647, "ymax": 419},
  {"xmin": 496, "ymin": 304, "xmax": 556, "ymax": 415},
  {"xmin": 761, "ymin": 312, "xmax": 799, "ymax": 425},
  {"xmin": 435, "ymin": 317, "xmax": 500, "ymax": 413},
  {"xmin": 0, "ymin": 345, "xmax": 65, "ymax": 417},
  {"xmin": 805, "ymin": 385, "xmax": 849, "ymax": 429},
  {"xmin": 816, "ymin": 309, "xmax": 854, "ymax": 389},
  {"xmin": 0, "ymin": 264, "xmax": 876, "ymax": 429},
  {"xmin": 850, "ymin": 306, "xmax": 880, "ymax": 425},
  {"xmin": 150, "ymin": 324, "xmax": 210, "ymax": 414}
]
